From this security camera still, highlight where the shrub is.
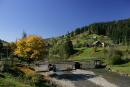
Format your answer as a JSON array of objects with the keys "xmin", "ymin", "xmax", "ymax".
[
  {"xmin": 32, "ymin": 74, "xmax": 48, "ymax": 87},
  {"xmin": 114, "ymin": 50, "xmax": 123, "ymax": 57},
  {"xmin": 106, "ymin": 48, "xmax": 124, "ymax": 65},
  {"xmin": 107, "ymin": 55, "xmax": 123, "ymax": 65}
]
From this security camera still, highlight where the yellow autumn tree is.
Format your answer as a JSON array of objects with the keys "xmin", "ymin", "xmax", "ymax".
[{"xmin": 15, "ymin": 35, "xmax": 47, "ymax": 61}]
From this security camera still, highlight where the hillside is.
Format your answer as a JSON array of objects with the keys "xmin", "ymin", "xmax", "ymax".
[
  {"xmin": 47, "ymin": 18, "xmax": 130, "ymax": 75},
  {"xmin": 65, "ymin": 18, "xmax": 130, "ymax": 45},
  {"xmin": 48, "ymin": 18, "xmax": 130, "ymax": 47}
]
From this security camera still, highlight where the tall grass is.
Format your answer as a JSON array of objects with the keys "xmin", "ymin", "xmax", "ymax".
[
  {"xmin": 0, "ymin": 71, "xmax": 53, "ymax": 87},
  {"xmin": 0, "ymin": 73, "xmax": 32, "ymax": 87}
]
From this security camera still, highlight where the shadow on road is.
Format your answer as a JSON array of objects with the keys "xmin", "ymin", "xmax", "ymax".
[{"xmin": 53, "ymin": 74, "xmax": 95, "ymax": 81}]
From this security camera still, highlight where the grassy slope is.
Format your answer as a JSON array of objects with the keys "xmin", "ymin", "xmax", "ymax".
[
  {"xmin": 72, "ymin": 34, "xmax": 112, "ymax": 46},
  {"xmin": 70, "ymin": 34, "xmax": 112, "ymax": 61},
  {"xmin": 70, "ymin": 47, "xmax": 104, "ymax": 61}
]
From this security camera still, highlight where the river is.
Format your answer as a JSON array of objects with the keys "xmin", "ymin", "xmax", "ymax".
[
  {"xmin": 90, "ymin": 69, "xmax": 130, "ymax": 87},
  {"xmin": 34, "ymin": 64, "xmax": 130, "ymax": 87}
]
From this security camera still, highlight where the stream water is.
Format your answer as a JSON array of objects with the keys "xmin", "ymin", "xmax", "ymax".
[{"xmin": 35, "ymin": 64, "xmax": 130, "ymax": 87}]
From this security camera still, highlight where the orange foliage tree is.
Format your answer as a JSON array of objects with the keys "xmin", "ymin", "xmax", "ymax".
[{"xmin": 15, "ymin": 35, "xmax": 47, "ymax": 61}]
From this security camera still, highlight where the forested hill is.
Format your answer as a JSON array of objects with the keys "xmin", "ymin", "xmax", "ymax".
[{"xmin": 66, "ymin": 18, "xmax": 130, "ymax": 44}]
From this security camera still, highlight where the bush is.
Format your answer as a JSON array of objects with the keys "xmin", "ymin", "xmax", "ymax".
[
  {"xmin": 107, "ymin": 55, "xmax": 123, "ymax": 65},
  {"xmin": 106, "ymin": 48, "xmax": 124, "ymax": 65},
  {"xmin": 32, "ymin": 74, "xmax": 49, "ymax": 87}
]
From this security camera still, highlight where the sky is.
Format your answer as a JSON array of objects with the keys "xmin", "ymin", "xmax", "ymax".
[{"xmin": 0, "ymin": 0, "xmax": 130, "ymax": 42}]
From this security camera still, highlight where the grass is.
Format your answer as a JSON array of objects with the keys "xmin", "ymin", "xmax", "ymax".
[
  {"xmin": 0, "ymin": 73, "xmax": 32, "ymax": 87},
  {"xmin": 111, "ymin": 62, "xmax": 130, "ymax": 75},
  {"xmin": 70, "ymin": 47, "xmax": 104, "ymax": 61},
  {"xmin": 0, "ymin": 65, "xmax": 52, "ymax": 87}
]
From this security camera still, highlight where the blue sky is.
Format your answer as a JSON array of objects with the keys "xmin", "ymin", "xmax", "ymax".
[{"xmin": 0, "ymin": 0, "xmax": 130, "ymax": 42}]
